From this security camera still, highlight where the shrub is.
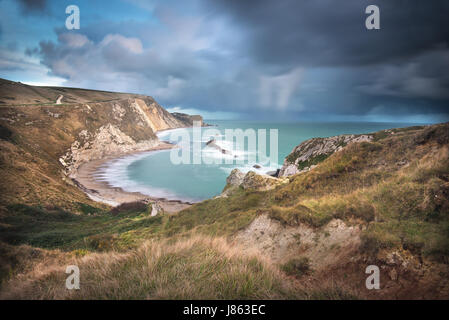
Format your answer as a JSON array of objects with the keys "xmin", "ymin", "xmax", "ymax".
[
  {"xmin": 110, "ymin": 201, "xmax": 148, "ymax": 215},
  {"xmin": 77, "ymin": 202, "xmax": 102, "ymax": 215},
  {"xmin": 296, "ymin": 153, "xmax": 330, "ymax": 171}
]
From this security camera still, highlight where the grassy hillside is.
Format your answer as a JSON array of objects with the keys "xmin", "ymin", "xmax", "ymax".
[
  {"xmin": 0, "ymin": 78, "xmax": 143, "ymax": 106},
  {"xmin": 1, "ymin": 122, "xmax": 448, "ymax": 299}
]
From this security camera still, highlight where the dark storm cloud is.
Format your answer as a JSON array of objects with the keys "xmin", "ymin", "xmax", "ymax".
[
  {"xmin": 23, "ymin": 0, "xmax": 449, "ymax": 121},
  {"xmin": 16, "ymin": 0, "xmax": 47, "ymax": 14},
  {"xmin": 210, "ymin": 0, "xmax": 449, "ymax": 68},
  {"xmin": 201, "ymin": 0, "xmax": 449, "ymax": 120}
]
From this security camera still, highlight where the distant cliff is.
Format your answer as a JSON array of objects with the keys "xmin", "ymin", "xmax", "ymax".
[{"xmin": 171, "ymin": 112, "xmax": 204, "ymax": 126}]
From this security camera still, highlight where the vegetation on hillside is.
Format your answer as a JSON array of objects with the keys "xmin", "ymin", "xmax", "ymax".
[{"xmin": 1, "ymin": 122, "xmax": 448, "ymax": 299}]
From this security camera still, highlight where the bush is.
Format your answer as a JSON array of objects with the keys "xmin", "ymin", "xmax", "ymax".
[
  {"xmin": 77, "ymin": 202, "xmax": 102, "ymax": 215},
  {"xmin": 110, "ymin": 201, "xmax": 148, "ymax": 215}
]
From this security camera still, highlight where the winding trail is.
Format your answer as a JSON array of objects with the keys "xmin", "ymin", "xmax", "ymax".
[{"xmin": 56, "ymin": 95, "xmax": 63, "ymax": 104}]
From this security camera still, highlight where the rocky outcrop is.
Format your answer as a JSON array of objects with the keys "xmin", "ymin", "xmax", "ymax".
[
  {"xmin": 130, "ymin": 98, "xmax": 193, "ymax": 132},
  {"xmin": 279, "ymin": 134, "xmax": 373, "ymax": 177},
  {"xmin": 220, "ymin": 169, "xmax": 288, "ymax": 197}
]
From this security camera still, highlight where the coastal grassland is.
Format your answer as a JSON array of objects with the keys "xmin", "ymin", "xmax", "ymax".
[
  {"xmin": 1, "ymin": 123, "xmax": 448, "ymax": 299},
  {"xmin": 0, "ymin": 188, "xmax": 267, "ymax": 256},
  {"xmin": 0, "ymin": 202, "xmax": 161, "ymax": 287},
  {"xmin": 0, "ymin": 235, "xmax": 356, "ymax": 299},
  {"xmin": 0, "ymin": 203, "xmax": 159, "ymax": 252},
  {"xmin": 159, "ymin": 123, "xmax": 448, "ymax": 263}
]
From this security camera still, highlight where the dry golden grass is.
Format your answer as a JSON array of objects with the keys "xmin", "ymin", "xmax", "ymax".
[{"xmin": 0, "ymin": 235, "xmax": 307, "ymax": 300}]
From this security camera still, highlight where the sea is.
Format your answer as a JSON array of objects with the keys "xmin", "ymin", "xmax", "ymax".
[{"xmin": 95, "ymin": 121, "xmax": 424, "ymax": 202}]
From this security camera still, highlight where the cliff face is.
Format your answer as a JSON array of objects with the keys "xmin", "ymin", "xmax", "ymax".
[
  {"xmin": 0, "ymin": 79, "xmax": 200, "ymax": 208},
  {"xmin": 57, "ymin": 97, "xmax": 198, "ymax": 177}
]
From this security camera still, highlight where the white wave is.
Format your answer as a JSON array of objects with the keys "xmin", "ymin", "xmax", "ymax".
[
  {"xmin": 156, "ymin": 127, "xmax": 193, "ymax": 143},
  {"xmin": 219, "ymin": 162, "xmax": 281, "ymax": 175},
  {"xmin": 95, "ymin": 150, "xmax": 202, "ymax": 203}
]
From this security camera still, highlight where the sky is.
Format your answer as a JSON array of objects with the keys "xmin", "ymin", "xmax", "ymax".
[{"xmin": 0, "ymin": 0, "xmax": 448, "ymax": 122}]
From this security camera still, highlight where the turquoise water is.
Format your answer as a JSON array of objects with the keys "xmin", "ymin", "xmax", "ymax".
[{"xmin": 98, "ymin": 121, "xmax": 422, "ymax": 202}]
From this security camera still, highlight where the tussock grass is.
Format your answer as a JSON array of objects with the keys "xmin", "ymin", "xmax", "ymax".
[{"xmin": 0, "ymin": 236, "xmax": 306, "ymax": 300}]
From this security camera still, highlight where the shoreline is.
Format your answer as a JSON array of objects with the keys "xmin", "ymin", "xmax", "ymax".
[{"xmin": 74, "ymin": 140, "xmax": 193, "ymax": 213}]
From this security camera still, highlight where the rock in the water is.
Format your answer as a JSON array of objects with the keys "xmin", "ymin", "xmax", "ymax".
[
  {"xmin": 253, "ymin": 164, "xmax": 261, "ymax": 169},
  {"xmin": 205, "ymin": 138, "xmax": 231, "ymax": 155}
]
